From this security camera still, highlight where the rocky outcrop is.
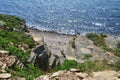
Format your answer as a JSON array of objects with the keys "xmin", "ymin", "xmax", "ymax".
[
  {"xmin": 35, "ymin": 69, "xmax": 119, "ymax": 80},
  {"xmin": 64, "ymin": 35, "xmax": 119, "ymax": 63},
  {"xmin": 28, "ymin": 44, "xmax": 60, "ymax": 70},
  {"xmin": 0, "ymin": 50, "xmax": 25, "ymax": 80},
  {"xmin": 105, "ymin": 34, "xmax": 120, "ymax": 50},
  {"xmin": 0, "ymin": 50, "xmax": 24, "ymax": 72}
]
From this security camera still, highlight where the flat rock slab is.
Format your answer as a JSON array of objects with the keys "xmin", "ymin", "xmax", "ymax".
[{"xmin": 0, "ymin": 73, "xmax": 11, "ymax": 79}]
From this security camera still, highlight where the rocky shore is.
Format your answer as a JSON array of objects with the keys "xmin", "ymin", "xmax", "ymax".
[{"xmin": 0, "ymin": 14, "xmax": 120, "ymax": 80}]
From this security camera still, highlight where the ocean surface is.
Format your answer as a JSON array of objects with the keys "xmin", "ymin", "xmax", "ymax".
[{"xmin": 0, "ymin": 0, "xmax": 120, "ymax": 35}]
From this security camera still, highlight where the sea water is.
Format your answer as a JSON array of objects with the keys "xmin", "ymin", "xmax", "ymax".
[{"xmin": 0, "ymin": 0, "xmax": 120, "ymax": 35}]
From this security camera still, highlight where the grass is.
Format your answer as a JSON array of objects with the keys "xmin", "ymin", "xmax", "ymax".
[
  {"xmin": 1, "ymin": 14, "xmax": 120, "ymax": 79},
  {"xmin": 55, "ymin": 59, "xmax": 112, "ymax": 73},
  {"xmin": 0, "ymin": 14, "xmax": 25, "ymax": 31},
  {"xmin": 86, "ymin": 33, "xmax": 112, "ymax": 51},
  {"xmin": 7, "ymin": 64, "xmax": 44, "ymax": 80},
  {"xmin": 0, "ymin": 30, "xmax": 35, "ymax": 62},
  {"xmin": 115, "ymin": 42, "xmax": 120, "ymax": 57}
]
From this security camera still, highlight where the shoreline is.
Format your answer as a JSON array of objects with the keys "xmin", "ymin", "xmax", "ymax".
[{"xmin": 28, "ymin": 27, "xmax": 74, "ymax": 56}]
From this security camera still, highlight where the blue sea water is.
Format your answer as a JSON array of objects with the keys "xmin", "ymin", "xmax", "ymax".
[{"xmin": 0, "ymin": 0, "xmax": 120, "ymax": 35}]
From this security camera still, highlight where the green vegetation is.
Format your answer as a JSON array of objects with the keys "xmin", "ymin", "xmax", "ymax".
[
  {"xmin": 0, "ymin": 14, "xmax": 38, "ymax": 79},
  {"xmin": 86, "ymin": 33, "xmax": 112, "ymax": 51},
  {"xmin": 1, "ymin": 14, "xmax": 120, "ymax": 79},
  {"xmin": 7, "ymin": 64, "xmax": 44, "ymax": 80},
  {"xmin": 55, "ymin": 59, "xmax": 120, "ymax": 73},
  {"xmin": 0, "ymin": 14, "xmax": 25, "ymax": 31},
  {"xmin": 55, "ymin": 60, "xmax": 78, "ymax": 70},
  {"xmin": 114, "ymin": 61, "xmax": 120, "ymax": 71},
  {"xmin": 0, "ymin": 30, "xmax": 35, "ymax": 62},
  {"xmin": 55, "ymin": 60, "xmax": 111, "ymax": 73},
  {"xmin": 115, "ymin": 42, "xmax": 120, "ymax": 57}
]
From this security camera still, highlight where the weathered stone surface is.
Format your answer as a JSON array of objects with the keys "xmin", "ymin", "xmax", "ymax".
[
  {"xmin": 28, "ymin": 44, "xmax": 60, "ymax": 70},
  {"xmin": 16, "ymin": 77, "xmax": 26, "ymax": 80},
  {"xmin": 105, "ymin": 35, "xmax": 120, "ymax": 50},
  {"xmin": 29, "ymin": 32, "xmax": 44, "ymax": 45},
  {"xmin": 0, "ymin": 73, "xmax": 11, "ymax": 79},
  {"xmin": 0, "ymin": 51, "xmax": 24, "ymax": 70},
  {"xmin": 93, "ymin": 70, "xmax": 118, "ymax": 80},
  {"xmin": 70, "ymin": 68, "xmax": 80, "ymax": 72},
  {"xmin": 76, "ymin": 73, "xmax": 88, "ymax": 78},
  {"xmin": 0, "ymin": 50, "xmax": 9, "ymax": 54},
  {"xmin": 115, "ymin": 71, "xmax": 120, "ymax": 78},
  {"xmin": 64, "ymin": 35, "xmax": 119, "ymax": 63},
  {"xmin": 36, "ymin": 75, "xmax": 49, "ymax": 80},
  {"xmin": 36, "ymin": 69, "xmax": 120, "ymax": 80},
  {"xmin": 50, "ymin": 71, "xmax": 64, "ymax": 78}
]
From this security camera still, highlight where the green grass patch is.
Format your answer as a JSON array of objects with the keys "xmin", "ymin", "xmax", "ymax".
[
  {"xmin": 115, "ymin": 42, "xmax": 120, "ymax": 57},
  {"xmin": 7, "ymin": 64, "xmax": 44, "ymax": 80},
  {"xmin": 0, "ymin": 14, "xmax": 25, "ymax": 31},
  {"xmin": 86, "ymin": 33, "xmax": 112, "ymax": 51},
  {"xmin": 55, "ymin": 60, "xmax": 111, "ymax": 73}
]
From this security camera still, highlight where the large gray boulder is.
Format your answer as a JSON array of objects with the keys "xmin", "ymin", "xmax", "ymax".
[
  {"xmin": 28, "ymin": 44, "xmax": 60, "ymax": 70},
  {"xmin": 64, "ymin": 35, "xmax": 119, "ymax": 63}
]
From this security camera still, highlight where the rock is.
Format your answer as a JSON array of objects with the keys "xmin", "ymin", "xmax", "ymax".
[
  {"xmin": 30, "ymin": 33, "xmax": 44, "ymax": 45},
  {"xmin": 115, "ymin": 71, "xmax": 120, "ymax": 78},
  {"xmin": 0, "ymin": 61, "xmax": 3, "ymax": 66},
  {"xmin": 50, "ymin": 71, "xmax": 64, "ymax": 78},
  {"xmin": 70, "ymin": 68, "xmax": 80, "ymax": 72},
  {"xmin": 36, "ymin": 75, "xmax": 49, "ymax": 80},
  {"xmin": 6, "ymin": 56, "xmax": 16, "ymax": 66},
  {"xmin": 0, "ymin": 52, "xmax": 24, "ymax": 69},
  {"xmin": 76, "ymin": 73, "xmax": 88, "ymax": 79},
  {"xmin": 0, "ymin": 73, "xmax": 11, "ymax": 79},
  {"xmin": 16, "ymin": 77, "xmax": 26, "ymax": 80},
  {"xmin": 93, "ymin": 70, "xmax": 117, "ymax": 80},
  {"xmin": 1, "ymin": 64, "xmax": 7, "ymax": 70},
  {"xmin": 80, "ymin": 48, "xmax": 92, "ymax": 54},
  {"xmin": 28, "ymin": 44, "xmax": 60, "ymax": 70},
  {"xmin": 64, "ymin": 35, "xmax": 119, "ymax": 63},
  {"xmin": 105, "ymin": 35, "xmax": 120, "ymax": 49},
  {"xmin": 0, "ymin": 50, "xmax": 9, "ymax": 54}
]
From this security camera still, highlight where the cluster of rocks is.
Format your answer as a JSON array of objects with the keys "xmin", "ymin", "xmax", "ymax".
[
  {"xmin": 28, "ymin": 32, "xmax": 66, "ymax": 70},
  {"xmin": 36, "ymin": 68, "xmax": 120, "ymax": 80},
  {"xmin": 0, "ymin": 50, "xmax": 25, "ymax": 79}
]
